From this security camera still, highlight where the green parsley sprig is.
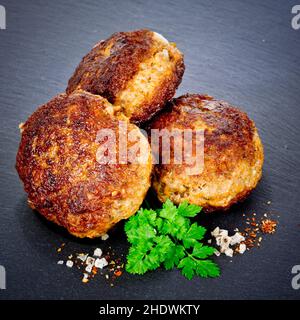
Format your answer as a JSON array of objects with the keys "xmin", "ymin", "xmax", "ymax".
[{"xmin": 124, "ymin": 199, "xmax": 220, "ymax": 280}]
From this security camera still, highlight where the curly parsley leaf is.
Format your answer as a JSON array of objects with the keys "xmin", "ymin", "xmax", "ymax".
[
  {"xmin": 125, "ymin": 208, "xmax": 157, "ymax": 245},
  {"xmin": 124, "ymin": 200, "xmax": 220, "ymax": 280},
  {"xmin": 182, "ymin": 223, "xmax": 207, "ymax": 248},
  {"xmin": 125, "ymin": 235, "xmax": 173, "ymax": 274},
  {"xmin": 126, "ymin": 243, "xmax": 153, "ymax": 274},
  {"xmin": 178, "ymin": 201, "xmax": 202, "ymax": 217},
  {"xmin": 195, "ymin": 260, "xmax": 220, "ymax": 278},
  {"xmin": 192, "ymin": 243, "xmax": 216, "ymax": 259},
  {"xmin": 159, "ymin": 199, "xmax": 178, "ymax": 221},
  {"xmin": 178, "ymin": 257, "xmax": 220, "ymax": 280},
  {"xmin": 177, "ymin": 257, "xmax": 196, "ymax": 280},
  {"xmin": 163, "ymin": 244, "xmax": 185, "ymax": 270},
  {"xmin": 125, "ymin": 223, "xmax": 156, "ymax": 245}
]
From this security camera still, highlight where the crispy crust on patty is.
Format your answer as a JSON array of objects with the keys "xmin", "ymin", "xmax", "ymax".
[
  {"xmin": 66, "ymin": 29, "xmax": 184, "ymax": 125},
  {"xmin": 148, "ymin": 94, "xmax": 264, "ymax": 212},
  {"xmin": 16, "ymin": 91, "xmax": 152, "ymax": 237}
]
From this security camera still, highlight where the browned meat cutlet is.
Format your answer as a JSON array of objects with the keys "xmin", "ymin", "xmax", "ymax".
[
  {"xmin": 66, "ymin": 29, "xmax": 185, "ymax": 125},
  {"xmin": 16, "ymin": 91, "xmax": 152, "ymax": 238},
  {"xmin": 148, "ymin": 94, "xmax": 264, "ymax": 212}
]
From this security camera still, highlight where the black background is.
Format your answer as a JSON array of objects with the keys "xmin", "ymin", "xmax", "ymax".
[{"xmin": 0, "ymin": 0, "xmax": 299, "ymax": 299}]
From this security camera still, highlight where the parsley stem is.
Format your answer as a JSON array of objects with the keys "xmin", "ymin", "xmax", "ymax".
[{"xmin": 185, "ymin": 250, "xmax": 198, "ymax": 261}]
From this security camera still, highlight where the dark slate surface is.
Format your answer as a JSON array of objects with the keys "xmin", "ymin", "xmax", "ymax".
[{"xmin": 0, "ymin": 0, "xmax": 299, "ymax": 299}]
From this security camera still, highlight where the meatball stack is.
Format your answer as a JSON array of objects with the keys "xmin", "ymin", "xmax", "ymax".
[{"xmin": 16, "ymin": 29, "xmax": 263, "ymax": 238}]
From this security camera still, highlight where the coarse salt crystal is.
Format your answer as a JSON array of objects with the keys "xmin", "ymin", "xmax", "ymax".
[
  {"xmin": 66, "ymin": 260, "xmax": 73, "ymax": 268},
  {"xmin": 224, "ymin": 248, "xmax": 233, "ymax": 257},
  {"xmin": 95, "ymin": 257, "xmax": 108, "ymax": 269},
  {"xmin": 211, "ymin": 226, "xmax": 246, "ymax": 258},
  {"xmin": 211, "ymin": 227, "xmax": 220, "ymax": 238},
  {"xmin": 86, "ymin": 257, "xmax": 95, "ymax": 266},
  {"xmin": 57, "ymin": 260, "xmax": 64, "ymax": 265},
  {"xmin": 85, "ymin": 264, "xmax": 93, "ymax": 273},
  {"xmin": 238, "ymin": 244, "xmax": 247, "ymax": 254},
  {"xmin": 93, "ymin": 248, "xmax": 102, "ymax": 257},
  {"xmin": 77, "ymin": 253, "xmax": 88, "ymax": 262},
  {"xmin": 219, "ymin": 235, "xmax": 231, "ymax": 252},
  {"xmin": 219, "ymin": 229, "xmax": 228, "ymax": 237},
  {"xmin": 101, "ymin": 234, "xmax": 109, "ymax": 241},
  {"xmin": 230, "ymin": 232, "xmax": 245, "ymax": 246}
]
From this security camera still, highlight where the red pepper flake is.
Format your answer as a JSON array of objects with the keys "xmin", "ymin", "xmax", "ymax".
[
  {"xmin": 56, "ymin": 243, "xmax": 66, "ymax": 253},
  {"xmin": 239, "ymin": 210, "xmax": 278, "ymax": 251},
  {"xmin": 92, "ymin": 266, "xmax": 98, "ymax": 275},
  {"xmin": 249, "ymin": 232, "xmax": 257, "ymax": 238},
  {"xmin": 114, "ymin": 270, "xmax": 123, "ymax": 277},
  {"xmin": 260, "ymin": 219, "xmax": 277, "ymax": 234}
]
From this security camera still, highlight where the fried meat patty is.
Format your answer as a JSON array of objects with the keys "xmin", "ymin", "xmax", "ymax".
[
  {"xmin": 66, "ymin": 29, "xmax": 184, "ymax": 125},
  {"xmin": 148, "ymin": 94, "xmax": 264, "ymax": 212},
  {"xmin": 16, "ymin": 91, "xmax": 152, "ymax": 238}
]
